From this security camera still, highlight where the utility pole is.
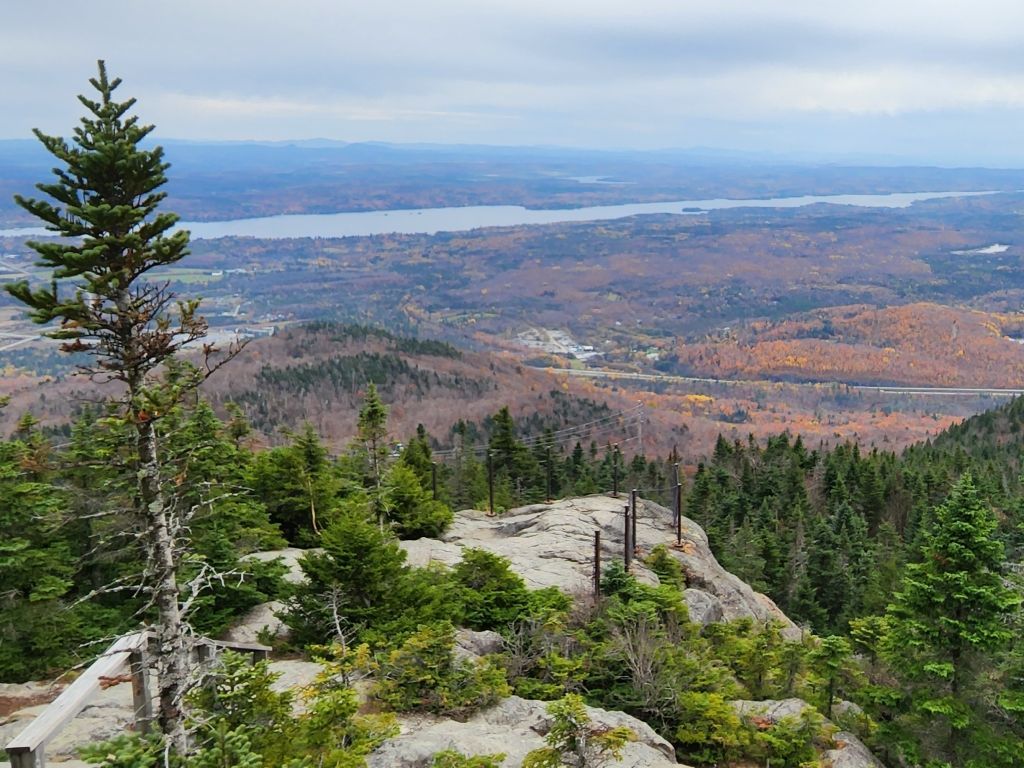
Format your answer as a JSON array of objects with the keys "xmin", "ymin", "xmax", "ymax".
[
  {"xmin": 593, "ymin": 530, "xmax": 601, "ymax": 600},
  {"xmin": 431, "ymin": 461, "xmax": 437, "ymax": 498}
]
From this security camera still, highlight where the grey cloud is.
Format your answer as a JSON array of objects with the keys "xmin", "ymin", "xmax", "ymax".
[{"xmin": 4, "ymin": 0, "xmax": 1024, "ymax": 163}]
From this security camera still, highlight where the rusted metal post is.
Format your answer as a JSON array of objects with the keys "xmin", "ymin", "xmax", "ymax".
[
  {"xmin": 631, "ymin": 489, "xmax": 638, "ymax": 555},
  {"xmin": 612, "ymin": 444, "xmax": 620, "ymax": 498},
  {"xmin": 593, "ymin": 530, "xmax": 601, "ymax": 599},
  {"xmin": 623, "ymin": 503, "xmax": 631, "ymax": 569},
  {"xmin": 675, "ymin": 483, "xmax": 683, "ymax": 545},
  {"xmin": 485, "ymin": 450, "xmax": 493, "ymax": 518}
]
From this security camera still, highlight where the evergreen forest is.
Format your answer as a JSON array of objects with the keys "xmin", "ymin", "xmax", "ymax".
[{"xmin": 4, "ymin": 386, "xmax": 1024, "ymax": 767}]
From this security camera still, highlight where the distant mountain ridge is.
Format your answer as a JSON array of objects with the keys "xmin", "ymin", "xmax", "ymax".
[{"xmin": 4, "ymin": 137, "xmax": 1024, "ymax": 227}]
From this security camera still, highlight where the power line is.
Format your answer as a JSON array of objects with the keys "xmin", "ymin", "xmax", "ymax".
[
  {"xmin": 432, "ymin": 404, "xmax": 643, "ymax": 461},
  {"xmin": 433, "ymin": 403, "xmax": 641, "ymax": 455},
  {"xmin": 434, "ymin": 420, "xmax": 637, "ymax": 460}
]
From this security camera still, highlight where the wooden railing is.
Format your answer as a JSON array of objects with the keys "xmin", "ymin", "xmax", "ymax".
[{"xmin": 4, "ymin": 633, "xmax": 270, "ymax": 768}]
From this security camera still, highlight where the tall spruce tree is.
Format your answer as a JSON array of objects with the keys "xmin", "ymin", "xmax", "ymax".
[
  {"xmin": 5, "ymin": 62, "xmax": 232, "ymax": 753},
  {"xmin": 883, "ymin": 473, "xmax": 1023, "ymax": 766},
  {"xmin": 357, "ymin": 382, "xmax": 389, "ymax": 492}
]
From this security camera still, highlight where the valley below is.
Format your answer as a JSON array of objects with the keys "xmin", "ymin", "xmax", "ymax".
[{"xmin": 5, "ymin": 149, "xmax": 1024, "ymax": 458}]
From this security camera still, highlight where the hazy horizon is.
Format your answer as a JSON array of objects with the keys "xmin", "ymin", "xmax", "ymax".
[
  {"xmin": 4, "ymin": 135, "xmax": 1024, "ymax": 171},
  {"xmin": 5, "ymin": 2, "xmax": 1024, "ymax": 166}
]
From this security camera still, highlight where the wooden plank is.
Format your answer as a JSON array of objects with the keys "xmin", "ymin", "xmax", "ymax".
[
  {"xmin": 129, "ymin": 651, "xmax": 153, "ymax": 735},
  {"xmin": 7, "ymin": 746, "xmax": 37, "ymax": 768},
  {"xmin": 4, "ymin": 632, "xmax": 145, "ymax": 755},
  {"xmin": 202, "ymin": 639, "xmax": 271, "ymax": 653},
  {"xmin": 3, "ymin": 630, "xmax": 270, "ymax": 767},
  {"xmin": 201, "ymin": 638, "xmax": 272, "ymax": 661}
]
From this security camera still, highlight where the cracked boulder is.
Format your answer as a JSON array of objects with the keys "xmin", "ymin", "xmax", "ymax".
[{"xmin": 366, "ymin": 695, "xmax": 689, "ymax": 768}]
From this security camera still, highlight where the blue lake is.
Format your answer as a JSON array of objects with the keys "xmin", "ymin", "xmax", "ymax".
[{"xmin": 0, "ymin": 190, "xmax": 993, "ymax": 240}]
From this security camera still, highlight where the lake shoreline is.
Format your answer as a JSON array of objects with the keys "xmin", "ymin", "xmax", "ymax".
[{"xmin": 0, "ymin": 190, "xmax": 996, "ymax": 241}]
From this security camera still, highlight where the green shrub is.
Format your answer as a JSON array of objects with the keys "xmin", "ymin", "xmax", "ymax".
[
  {"xmin": 645, "ymin": 544, "xmax": 686, "ymax": 589},
  {"xmin": 453, "ymin": 549, "xmax": 530, "ymax": 631},
  {"xmin": 430, "ymin": 750, "xmax": 507, "ymax": 768},
  {"xmin": 512, "ymin": 650, "xmax": 586, "ymax": 701},
  {"xmin": 673, "ymin": 691, "xmax": 753, "ymax": 765},
  {"xmin": 298, "ymin": 651, "xmax": 398, "ymax": 767},
  {"xmin": 374, "ymin": 621, "xmax": 511, "ymax": 717},
  {"xmin": 285, "ymin": 508, "xmax": 458, "ymax": 647},
  {"xmin": 187, "ymin": 650, "xmax": 294, "ymax": 757},
  {"xmin": 751, "ymin": 710, "xmax": 829, "ymax": 768},
  {"xmin": 184, "ymin": 646, "xmax": 394, "ymax": 768},
  {"xmin": 525, "ymin": 587, "xmax": 573, "ymax": 621},
  {"xmin": 79, "ymin": 734, "xmax": 163, "ymax": 768},
  {"xmin": 522, "ymin": 694, "xmax": 634, "ymax": 768},
  {"xmin": 599, "ymin": 560, "xmax": 689, "ymax": 623},
  {"xmin": 382, "ymin": 462, "xmax": 453, "ymax": 539},
  {"xmin": 702, "ymin": 619, "xmax": 794, "ymax": 700},
  {"xmin": 599, "ymin": 560, "xmax": 634, "ymax": 598},
  {"xmin": 188, "ymin": 721, "xmax": 263, "ymax": 768}
]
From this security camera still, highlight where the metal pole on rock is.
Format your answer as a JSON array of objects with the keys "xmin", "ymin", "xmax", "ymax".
[
  {"xmin": 612, "ymin": 444, "xmax": 620, "ymax": 498},
  {"xmin": 631, "ymin": 488, "xmax": 638, "ymax": 557},
  {"xmin": 675, "ymin": 483, "xmax": 683, "ymax": 545},
  {"xmin": 623, "ymin": 503, "xmax": 631, "ymax": 569},
  {"xmin": 487, "ymin": 451, "xmax": 495, "ymax": 515}
]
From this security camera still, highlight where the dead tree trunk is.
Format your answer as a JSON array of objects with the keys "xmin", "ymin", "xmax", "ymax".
[{"xmin": 137, "ymin": 416, "xmax": 190, "ymax": 756}]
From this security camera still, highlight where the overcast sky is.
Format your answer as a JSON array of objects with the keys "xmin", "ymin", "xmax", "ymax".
[{"xmin": 5, "ymin": 0, "xmax": 1024, "ymax": 165}]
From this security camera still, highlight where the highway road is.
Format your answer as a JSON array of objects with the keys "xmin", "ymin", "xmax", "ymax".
[{"xmin": 539, "ymin": 366, "xmax": 1024, "ymax": 398}]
